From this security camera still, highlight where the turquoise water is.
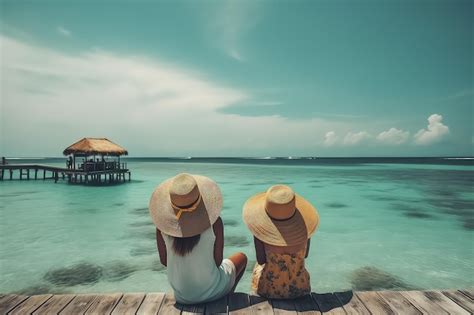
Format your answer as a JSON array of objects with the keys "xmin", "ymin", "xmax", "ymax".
[{"xmin": 0, "ymin": 158, "xmax": 473, "ymax": 295}]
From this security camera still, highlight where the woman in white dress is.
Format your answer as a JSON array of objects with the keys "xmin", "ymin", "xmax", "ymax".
[{"xmin": 149, "ymin": 173, "xmax": 247, "ymax": 304}]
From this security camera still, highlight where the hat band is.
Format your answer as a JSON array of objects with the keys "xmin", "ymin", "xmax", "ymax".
[
  {"xmin": 265, "ymin": 206, "xmax": 297, "ymax": 221},
  {"xmin": 171, "ymin": 194, "xmax": 202, "ymax": 220}
]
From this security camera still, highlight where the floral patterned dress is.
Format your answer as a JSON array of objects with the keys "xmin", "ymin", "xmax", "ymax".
[{"xmin": 251, "ymin": 248, "xmax": 311, "ymax": 299}]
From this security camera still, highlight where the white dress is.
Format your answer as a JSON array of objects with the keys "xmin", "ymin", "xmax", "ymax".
[{"xmin": 162, "ymin": 227, "xmax": 236, "ymax": 304}]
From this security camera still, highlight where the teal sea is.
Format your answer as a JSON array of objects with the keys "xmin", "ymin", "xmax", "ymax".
[{"xmin": 0, "ymin": 158, "xmax": 473, "ymax": 295}]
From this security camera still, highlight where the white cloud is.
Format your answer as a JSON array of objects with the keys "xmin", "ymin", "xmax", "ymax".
[
  {"xmin": 57, "ymin": 26, "xmax": 71, "ymax": 37},
  {"xmin": 228, "ymin": 49, "xmax": 243, "ymax": 62},
  {"xmin": 324, "ymin": 131, "xmax": 338, "ymax": 146},
  {"xmin": 377, "ymin": 128, "xmax": 410, "ymax": 145},
  {"xmin": 210, "ymin": 1, "xmax": 261, "ymax": 62},
  {"xmin": 1, "ymin": 35, "xmax": 347, "ymax": 156},
  {"xmin": 414, "ymin": 114, "xmax": 449, "ymax": 145},
  {"xmin": 343, "ymin": 131, "xmax": 371, "ymax": 146}
]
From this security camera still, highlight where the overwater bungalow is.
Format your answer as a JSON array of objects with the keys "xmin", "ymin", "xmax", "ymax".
[
  {"xmin": 62, "ymin": 137, "xmax": 130, "ymax": 183},
  {"xmin": 0, "ymin": 137, "xmax": 131, "ymax": 183},
  {"xmin": 64, "ymin": 137, "xmax": 127, "ymax": 170}
]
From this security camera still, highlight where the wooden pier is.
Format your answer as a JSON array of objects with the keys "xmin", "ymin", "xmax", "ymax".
[
  {"xmin": 0, "ymin": 289, "xmax": 472, "ymax": 314},
  {"xmin": 0, "ymin": 164, "xmax": 131, "ymax": 184}
]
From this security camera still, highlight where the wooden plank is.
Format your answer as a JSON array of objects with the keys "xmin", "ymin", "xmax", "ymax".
[
  {"xmin": 293, "ymin": 294, "xmax": 321, "ymax": 315},
  {"xmin": 249, "ymin": 295, "xmax": 273, "ymax": 314},
  {"xmin": 0, "ymin": 295, "xmax": 29, "ymax": 314},
  {"xmin": 85, "ymin": 293, "xmax": 123, "ymax": 314},
  {"xmin": 355, "ymin": 291, "xmax": 396, "ymax": 315},
  {"xmin": 33, "ymin": 294, "xmax": 76, "ymax": 315},
  {"xmin": 400, "ymin": 291, "xmax": 448, "ymax": 315},
  {"xmin": 272, "ymin": 299, "xmax": 297, "ymax": 314},
  {"xmin": 136, "ymin": 293, "xmax": 165, "ymax": 315},
  {"xmin": 60, "ymin": 294, "xmax": 98, "ymax": 314},
  {"xmin": 228, "ymin": 293, "xmax": 252, "ymax": 315},
  {"xmin": 442, "ymin": 290, "xmax": 474, "ymax": 313},
  {"xmin": 181, "ymin": 302, "xmax": 206, "ymax": 315},
  {"xmin": 111, "ymin": 293, "xmax": 146, "ymax": 315},
  {"xmin": 422, "ymin": 291, "xmax": 469, "ymax": 315},
  {"xmin": 204, "ymin": 296, "xmax": 227, "ymax": 315},
  {"xmin": 156, "ymin": 293, "xmax": 180, "ymax": 315},
  {"xmin": 377, "ymin": 291, "xmax": 421, "ymax": 315},
  {"xmin": 334, "ymin": 291, "xmax": 370, "ymax": 315},
  {"xmin": 311, "ymin": 293, "xmax": 345, "ymax": 315},
  {"xmin": 459, "ymin": 289, "xmax": 474, "ymax": 300},
  {"xmin": 9, "ymin": 294, "xmax": 53, "ymax": 315}
]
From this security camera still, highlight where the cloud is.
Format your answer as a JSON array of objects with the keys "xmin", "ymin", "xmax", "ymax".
[
  {"xmin": 210, "ymin": 0, "xmax": 261, "ymax": 61},
  {"xmin": 343, "ymin": 131, "xmax": 371, "ymax": 146},
  {"xmin": 414, "ymin": 114, "xmax": 449, "ymax": 145},
  {"xmin": 1, "ymin": 35, "xmax": 347, "ymax": 156},
  {"xmin": 377, "ymin": 128, "xmax": 410, "ymax": 145},
  {"xmin": 324, "ymin": 131, "xmax": 338, "ymax": 146},
  {"xmin": 57, "ymin": 26, "xmax": 71, "ymax": 37}
]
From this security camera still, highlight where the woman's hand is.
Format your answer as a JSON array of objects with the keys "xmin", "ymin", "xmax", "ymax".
[{"xmin": 156, "ymin": 228, "xmax": 167, "ymax": 267}]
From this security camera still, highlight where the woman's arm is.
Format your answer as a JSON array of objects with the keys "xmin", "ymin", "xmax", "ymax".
[
  {"xmin": 254, "ymin": 237, "xmax": 267, "ymax": 265},
  {"xmin": 213, "ymin": 217, "xmax": 224, "ymax": 267},
  {"xmin": 305, "ymin": 238, "xmax": 311, "ymax": 258},
  {"xmin": 156, "ymin": 228, "xmax": 167, "ymax": 267}
]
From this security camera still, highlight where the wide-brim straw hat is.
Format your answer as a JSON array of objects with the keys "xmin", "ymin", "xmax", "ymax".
[
  {"xmin": 149, "ymin": 173, "xmax": 222, "ymax": 238},
  {"xmin": 243, "ymin": 185, "xmax": 319, "ymax": 246}
]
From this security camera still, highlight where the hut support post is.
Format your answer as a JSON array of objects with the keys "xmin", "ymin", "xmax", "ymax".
[
  {"xmin": 10, "ymin": 169, "xmax": 13, "ymax": 180},
  {"xmin": 35, "ymin": 169, "xmax": 38, "ymax": 180}
]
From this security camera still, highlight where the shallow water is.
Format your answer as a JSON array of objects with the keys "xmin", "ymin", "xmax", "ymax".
[{"xmin": 0, "ymin": 158, "xmax": 473, "ymax": 294}]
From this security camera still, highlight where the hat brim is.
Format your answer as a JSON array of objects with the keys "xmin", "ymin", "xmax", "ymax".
[
  {"xmin": 242, "ymin": 192, "xmax": 319, "ymax": 246},
  {"xmin": 149, "ymin": 175, "xmax": 222, "ymax": 237}
]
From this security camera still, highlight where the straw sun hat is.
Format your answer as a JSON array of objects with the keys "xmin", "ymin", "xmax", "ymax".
[
  {"xmin": 149, "ymin": 173, "xmax": 222, "ymax": 238},
  {"xmin": 243, "ymin": 185, "xmax": 319, "ymax": 246}
]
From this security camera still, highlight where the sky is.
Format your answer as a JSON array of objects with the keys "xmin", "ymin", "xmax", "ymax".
[{"xmin": 0, "ymin": 0, "xmax": 472, "ymax": 157}]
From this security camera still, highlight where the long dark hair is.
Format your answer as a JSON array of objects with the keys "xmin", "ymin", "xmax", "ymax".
[{"xmin": 172, "ymin": 234, "xmax": 201, "ymax": 256}]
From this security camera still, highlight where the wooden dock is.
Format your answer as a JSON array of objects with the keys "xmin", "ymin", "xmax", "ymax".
[
  {"xmin": 0, "ymin": 290, "xmax": 472, "ymax": 314},
  {"xmin": 0, "ymin": 164, "xmax": 131, "ymax": 184}
]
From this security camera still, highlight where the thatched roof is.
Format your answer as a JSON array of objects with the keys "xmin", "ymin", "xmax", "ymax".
[{"xmin": 63, "ymin": 138, "xmax": 128, "ymax": 156}]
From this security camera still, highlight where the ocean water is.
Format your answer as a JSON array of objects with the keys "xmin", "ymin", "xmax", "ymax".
[{"xmin": 0, "ymin": 158, "xmax": 473, "ymax": 295}]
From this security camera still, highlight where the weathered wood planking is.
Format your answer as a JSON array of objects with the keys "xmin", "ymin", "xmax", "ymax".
[
  {"xmin": 272, "ymin": 298, "xmax": 297, "ymax": 314},
  {"xmin": 400, "ymin": 291, "xmax": 449, "ymax": 315},
  {"xmin": 156, "ymin": 293, "xmax": 181, "ymax": 315},
  {"xmin": 8, "ymin": 294, "xmax": 52, "ymax": 315},
  {"xmin": 137, "ymin": 292, "xmax": 166, "ymax": 315},
  {"xmin": 311, "ymin": 293, "xmax": 345, "ymax": 315},
  {"xmin": 459, "ymin": 289, "xmax": 474, "ymax": 300},
  {"xmin": 85, "ymin": 293, "xmax": 123, "ymax": 314},
  {"xmin": 422, "ymin": 290, "xmax": 470, "ymax": 315},
  {"xmin": 228, "ymin": 292, "xmax": 252, "ymax": 315},
  {"xmin": 376, "ymin": 291, "xmax": 421, "ymax": 315},
  {"xmin": 0, "ymin": 295, "xmax": 29, "ymax": 314},
  {"xmin": 442, "ymin": 290, "xmax": 474, "ymax": 313},
  {"xmin": 355, "ymin": 291, "xmax": 396, "ymax": 315},
  {"xmin": 1, "ymin": 289, "xmax": 473, "ymax": 315},
  {"xmin": 204, "ymin": 296, "xmax": 228, "ymax": 315},
  {"xmin": 249, "ymin": 295, "xmax": 273, "ymax": 314},
  {"xmin": 32, "ymin": 294, "xmax": 76, "ymax": 314},
  {"xmin": 334, "ymin": 291, "xmax": 370, "ymax": 315},
  {"xmin": 293, "ymin": 294, "xmax": 321, "ymax": 315},
  {"xmin": 111, "ymin": 293, "xmax": 146, "ymax": 315},
  {"xmin": 59, "ymin": 294, "xmax": 99, "ymax": 314},
  {"xmin": 181, "ymin": 301, "xmax": 206, "ymax": 315}
]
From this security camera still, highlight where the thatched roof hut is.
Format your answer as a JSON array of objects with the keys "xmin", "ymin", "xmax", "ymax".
[{"xmin": 63, "ymin": 138, "xmax": 128, "ymax": 156}]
